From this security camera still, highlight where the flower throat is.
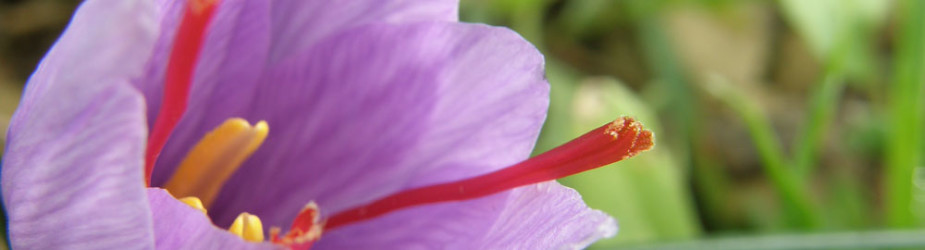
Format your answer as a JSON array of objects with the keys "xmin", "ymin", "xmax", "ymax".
[{"xmin": 146, "ymin": 0, "xmax": 655, "ymax": 249}]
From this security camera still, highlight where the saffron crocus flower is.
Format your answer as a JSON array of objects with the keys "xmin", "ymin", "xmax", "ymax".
[{"xmin": 2, "ymin": 0, "xmax": 654, "ymax": 249}]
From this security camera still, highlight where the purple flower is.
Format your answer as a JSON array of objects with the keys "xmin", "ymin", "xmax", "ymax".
[{"xmin": 2, "ymin": 0, "xmax": 653, "ymax": 249}]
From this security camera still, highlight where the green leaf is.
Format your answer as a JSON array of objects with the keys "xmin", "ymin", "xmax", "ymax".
[{"xmin": 778, "ymin": 0, "xmax": 887, "ymax": 60}]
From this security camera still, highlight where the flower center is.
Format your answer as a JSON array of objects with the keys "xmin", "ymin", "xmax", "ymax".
[
  {"xmin": 145, "ymin": 0, "xmax": 281, "ymax": 245},
  {"xmin": 164, "ymin": 118, "xmax": 267, "ymax": 207},
  {"xmin": 165, "ymin": 118, "xmax": 277, "ymax": 243}
]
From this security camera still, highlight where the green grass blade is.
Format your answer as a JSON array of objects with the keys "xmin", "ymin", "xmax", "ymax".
[
  {"xmin": 792, "ymin": 74, "xmax": 843, "ymax": 179},
  {"xmin": 885, "ymin": 0, "xmax": 925, "ymax": 228},
  {"xmin": 703, "ymin": 76, "xmax": 819, "ymax": 229}
]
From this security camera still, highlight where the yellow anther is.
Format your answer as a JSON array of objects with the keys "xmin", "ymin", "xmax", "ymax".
[
  {"xmin": 164, "ymin": 118, "xmax": 268, "ymax": 208},
  {"xmin": 229, "ymin": 212, "xmax": 265, "ymax": 242},
  {"xmin": 179, "ymin": 197, "xmax": 207, "ymax": 214}
]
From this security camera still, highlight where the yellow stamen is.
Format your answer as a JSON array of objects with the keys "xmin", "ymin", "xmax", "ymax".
[
  {"xmin": 179, "ymin": 196, "xmax": 207, "ymax": 214},
  {"xmin": 164, "ymin": 118, "xmax": 268, "ymax": 208},
  {"xmin": 229, "ymin": 212, "xmax": 265, "ymax": 242}
]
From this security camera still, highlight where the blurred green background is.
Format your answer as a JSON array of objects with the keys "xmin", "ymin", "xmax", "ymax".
[{"xmin": 3, "ymin": 0, "xmax": 925, "ymax": 249}]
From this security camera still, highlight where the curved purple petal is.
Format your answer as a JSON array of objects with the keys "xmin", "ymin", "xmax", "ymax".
[
  {"xmin": 133, "ymin": 0, "xmax": 183, "ymax": 128},
  {"xmin": 265, "ymin": 0, "xmax": 459, "ymax": 62},
  {"xmin": 146, "ymin": 188, "xmax": 279, "ymax": 249},
  {"xmin": 1, "ymin": 0, "xmax": 157, "ymax": 248},
  {"xmin": 137, "ymin": 0, "xmax": 458, "ymax": 146},
  {"xmin": 475, "ymin": 182, "xmax": 616, "ymax": 249}
]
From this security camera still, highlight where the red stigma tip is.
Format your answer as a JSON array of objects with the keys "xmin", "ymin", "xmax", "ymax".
[
  {"xmin": 273, "ymin": 203, "xmax": 323, "ymax": 250},
  {"xmin": 321, "ymin": 116, "xmax": 654, "ymax": 229},
  {"xmin": 143, "ymin": 0, "xmax": 220, "ymax": 186}
]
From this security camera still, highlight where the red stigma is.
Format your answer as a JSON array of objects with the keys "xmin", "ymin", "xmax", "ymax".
[
  {"xmin": 144, "ymin": 0, "xmax": 220, "ymax": 186},
  {"xmin": 320, "ymin": 116, "xmax": 654, "ymax": 230},
  {"xmin": 272, "ymin": 203, "xmax": 323, "ymax": 250}
]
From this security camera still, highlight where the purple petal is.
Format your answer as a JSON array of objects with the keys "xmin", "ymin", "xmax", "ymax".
[
  {"xmin": 208, "ymin": 21, "xmax": 549, "ymax": 235},
  {"xmin": 265, "ymin": 0, "xmax": 459, "ymax": 62},
  {"xmin": 314, "ymin": 182, "xmax": 616, "ymax": 249},
  {"xmin": 137, "ymin": 0, "xmax": 458, "ymax": 142},
  {"xmin": 133, "ymin": 0, "xmax": 184, "ymax": 128},
  {"xmin": 1, "ymin": 0, "xmax": 157, "ymax": 248},
  {"xmin": 146, "ymin": 188, "xmax": 278, "ymax": 249},
  {"xmin": 475, "ymin": 182, "xmax": 616, "ymax": 249}
]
